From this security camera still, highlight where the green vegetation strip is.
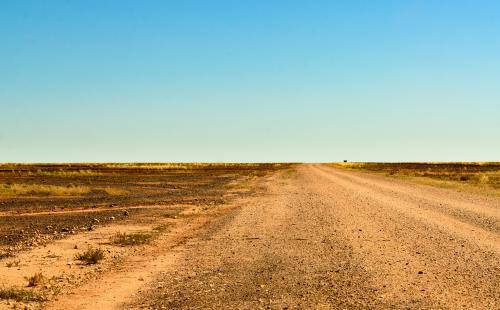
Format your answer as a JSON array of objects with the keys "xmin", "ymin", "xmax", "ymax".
[{"xmin": 0, "ymin": 287, "xmax": 46, "ymax": 302}]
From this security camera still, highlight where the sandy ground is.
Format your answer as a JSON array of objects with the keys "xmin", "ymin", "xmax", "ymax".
[{"xmin": 4, "ymin": 164, "xmax": 499, "ymax": 309}]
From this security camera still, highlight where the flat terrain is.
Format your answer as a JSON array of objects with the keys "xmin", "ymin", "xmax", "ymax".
[
  {"xmin": 1, "ymin": 164, "xmax": 499, "ymax": 309},
  {"xmin": 128, "ymin": 164, "xmax": 499, "ymax": 309},
  {"xmin": 0, "ymin": 163, "xmax": 287, "ymax": 256},
  {"xmin": 0, "ymin": 163, "xmax": 290, "ymax": 308}
]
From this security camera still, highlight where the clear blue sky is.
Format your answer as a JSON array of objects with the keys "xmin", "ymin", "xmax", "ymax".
[{"xmin": 1, "ymin": 1, "xmax": 499, "ymax": 162}]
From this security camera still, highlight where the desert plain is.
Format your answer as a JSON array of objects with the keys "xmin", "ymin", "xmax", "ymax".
[{"xmin": 0, "ymin": 162, "xmax": 498, "ymax": 309}]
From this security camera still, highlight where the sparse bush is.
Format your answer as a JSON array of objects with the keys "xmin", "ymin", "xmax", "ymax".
[
  {"xmin": 75, "ymin": 247, "xmax": 105, "ymax": 264},
  {"xmin": 111, "ymin": 232, "xmax": 153, "ymax": 246},
  {"xmin": 26, "ymin": 272, "xmax": 46, "ymax": 287}
]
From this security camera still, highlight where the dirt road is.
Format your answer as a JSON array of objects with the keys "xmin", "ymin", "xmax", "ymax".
[{"xmin": 53, "ymin": 164, "xmax": 500, "ymax": 309}]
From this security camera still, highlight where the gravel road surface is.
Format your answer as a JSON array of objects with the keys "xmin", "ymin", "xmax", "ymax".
[{"xmin": 133, "ymin": 164, "xmax": 500, "ymax": 309}]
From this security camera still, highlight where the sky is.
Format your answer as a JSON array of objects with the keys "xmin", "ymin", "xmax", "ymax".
[{"xmin": 1, "ymin": 0, "xmax": 499, "ymax": 162}]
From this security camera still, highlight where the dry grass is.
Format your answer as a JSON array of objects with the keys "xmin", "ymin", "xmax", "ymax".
[
  {"xmin": 27, "ymin": 169, "xmax": 102, "ymax": 177},
  {"xmin": 330, "ymin": 162, "xmax": 500, "ymax": 196},
  {"xmin": 75, "ymin": 247, "xmax": 105, "ymax": 264},
  {"xmin": 0, "ymin": 183, "xmax": 91, "ymax": 196},
  {"xmin": 101, "ymin": 187, "xmax": 128, "ymax": 196},
  {"xmin": 1, "ymin": 162, "xmax": 294, "ymax": 170},
  {"xmin": 0, "ymin": 183, "xmax": 128, "ymax": 197},
  {"xmin": 104, "ymin": 163, "xmax": 291, "ymax": 170},
  {"xmin": 111, "ymin": 232, "xmax": 153, "ymax": 246}
]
